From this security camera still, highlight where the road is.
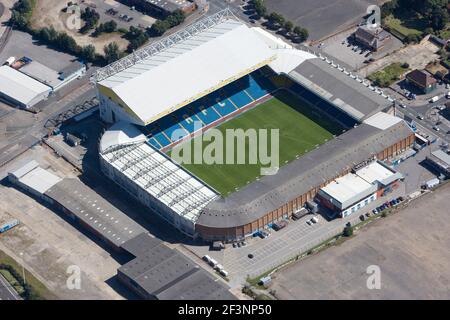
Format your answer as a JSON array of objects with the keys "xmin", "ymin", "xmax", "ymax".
[
  {"xmin": 0, "ymin": 273, "xmax": 21, "ymax": 300},
  {"xmin": 396, "ymin": 98, "xmax": 450, "ymax": 143}
]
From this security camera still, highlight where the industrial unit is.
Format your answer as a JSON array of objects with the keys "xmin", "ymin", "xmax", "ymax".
[
  {"xmin": 317, "ymin": 161, "xmax": 403, "ymax": 217},
  {"xmin": 8, "ymin": 162, "xmax": 234, "ymax": 300},
  {"xmin": 0, "ymin": 65, "xmax": 51, "ymax": 109}
]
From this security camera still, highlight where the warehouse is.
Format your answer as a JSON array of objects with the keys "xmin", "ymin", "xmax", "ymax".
[
  {"xmin": 8, "ymin": 163, "xmax": 234, "ymax": 300},
  {"xmin": 118, "ymin": 233, "xmax": 235, "ymax": 300},
  {"xmin": 316, "ymin": 161, "xmax": 403, "ymax": 217},
  {"xmin": 426, "ymin": 149, "xmax": 450, "ymax": 178},
  {"xmin": 0, "ymin": 65, "xmax": 51, "ymax": 108}
]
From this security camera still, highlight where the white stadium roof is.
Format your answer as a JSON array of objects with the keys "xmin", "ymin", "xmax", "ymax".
[
  {"xmin": 97, "ymin": 18, "xmax": 275, "ymax": 125},
  {"xmin": 99, "ymin": 123, "xmax": 218, "ymax": 229},
  {"xmin": 0, "ymin": 66, "xmax": 51, "ymax": 107}
]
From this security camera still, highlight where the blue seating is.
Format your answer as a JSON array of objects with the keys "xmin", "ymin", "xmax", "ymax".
[
  {"xmin": 173, "ymin": 108, "xmax": 200, "ymax": 133},
  {"xmin": 209, "ymin": 92, "xmax": 237, "ymax": 117},
  {"xmin": 225, "ymin": 84, "xmax": 253, "ymax": 108},
  {"xmin": 147, "ymin": 137, "xmax": 161, "ymax": 149},
  {"xmin": 142, "ymin": 70, "xmax": 278, "ymax": 150},
  {"xmin": 191, "ymin": 101, "xmax": 221, "ymax": 125},
  {"xmin": 152, "ymin": 131, "xmax": 171, "ymax": 147}
]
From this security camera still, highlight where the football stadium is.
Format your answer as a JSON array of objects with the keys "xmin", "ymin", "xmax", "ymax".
[{"xmin": 95, "ymin": 9, "xmax": 415, "ymax": 241}]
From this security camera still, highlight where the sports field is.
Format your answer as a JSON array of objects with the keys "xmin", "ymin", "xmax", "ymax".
[{"xmin": 170, "ymin": 90, "xmax": 344, "ymax": 196}]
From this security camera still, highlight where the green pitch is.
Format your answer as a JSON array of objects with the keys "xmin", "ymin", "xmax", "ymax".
[{"xmin": 169, "ymin": 90, "xmax": 344, "ymax": 197}]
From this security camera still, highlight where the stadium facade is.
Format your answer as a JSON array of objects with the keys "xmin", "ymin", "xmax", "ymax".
[{"xmin": 95, "ymin": 9, "xmax": 415, "ymax": 241}]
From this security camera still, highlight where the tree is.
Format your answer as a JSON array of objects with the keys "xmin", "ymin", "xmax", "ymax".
[
  {"xmin": 166, "ymin": 9, "xmax": 185, "ymax": 28},
  {"xmin": 343, "ymin": 225, "xmax": 353, "ymax": 237},
  {"xmin": 104, "ymin": 42, "xmax": 120, "ymax": 64},
  {"xmin": 268, "ymin": 12, "xmax": 284, "ymax": 27},
  {"xmin": 430, "ymin": 7, "xmax": 449, "ymax": 30},
  {"xmin": 148, "ymin": 20, "xmax": 170, "ymax": 36},
  {"xmin": 253, "ymin": 0, "xmax": 267, "ymax": 18},
  {"xmin": 284, "ymin": 21, "xmax": 293, "ymax": 34},
  {"xmin": 80, "ymin": 7, "xmax": 99, "ymax": 34},
  {"xmin": 93, "ymin": 20, "xmax": 117, "ymax": 36},
  {"xmin": 80, "ymin": 44, "xmax": 96, "ymax": 62},
  {"xmin": 293, "ymin": 26, "xmax": 309, "ymax": 42}
]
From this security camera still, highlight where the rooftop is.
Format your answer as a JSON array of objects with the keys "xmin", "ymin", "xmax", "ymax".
[
  {"xmin": 45, "ymin": 179, "xmax": 147, "ymax": 247},
  {"xmin": 119, "ymin": 233, "xmax": 235, "ymax": 300},
  {"xmin": 289, "ymin": 58, "xmax": 392, "ymax": 121},
  {"xmin": 355, "ymin": 161, "xmax": 401, "ymax": 185},
  {"xmin": 320, "ymin": 173, "xmax": 376, "ymax": 208},
  {"xmin": 97, "ymin": 17, "xmax": 275, "ymax": 125},
  {"xmin": 0, "ymin": 65, "xmax": 51, "ymax": 106},
  {"xmin": 198, "ymin": 119, "xmax": 413, "ymax": 228}
]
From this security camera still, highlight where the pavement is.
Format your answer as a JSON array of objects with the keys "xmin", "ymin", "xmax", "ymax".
[
  {"xmin": 185, "ymin": 183, "xmax": 407, "ymax": 288},
  {"xmin": 269, "ymin": 182, "xmax": 450, "ymax": 300},
  {"xmin": 0, "ymin": 273, "xmax": 21, "ymax": 300}
]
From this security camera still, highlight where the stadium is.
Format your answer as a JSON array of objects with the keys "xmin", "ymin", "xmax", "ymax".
[{"xmin": 95, "ymin": 9, "xmax": 415, "ymax": 241}]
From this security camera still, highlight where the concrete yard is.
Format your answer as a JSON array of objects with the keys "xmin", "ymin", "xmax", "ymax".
[
  {"xmin": 0, "ymin": 145, "xmax": 124, "ymax": 300},
  {"xmin": 270, "ymin": 182, "xmax": 450, "ymax": 300}
]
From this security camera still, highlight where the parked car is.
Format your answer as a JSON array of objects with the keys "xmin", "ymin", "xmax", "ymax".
[
  {"xmin": 372, "ymin": 209, "xmax": 378, "ymax": 215},
  {"xmin": 417, "ymin": 114, "xmax": 424, "ymax": 120},
  {"xmin": 397, "ymin": 196, "xmax": 404, "ymax": 202},
  {"xmin": 306, "ymin": 220, "xmax": 312, "ymax": 226},
  {"xmin": 359, "ymin": 214, "xmax": 365, "ymax": 221},
  {"xmin": 433, "ymin": 126, "xmax": 440, "ymax": 131}
]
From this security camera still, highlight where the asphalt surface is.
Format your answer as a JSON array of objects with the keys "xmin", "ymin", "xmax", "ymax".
[
  {"xmin": 0, "ymin": 274, "xmax": 21, "ymax": 300},
  {"xmin": 264, "ymin": 0, "xmax": 384, "ymax": 41}
]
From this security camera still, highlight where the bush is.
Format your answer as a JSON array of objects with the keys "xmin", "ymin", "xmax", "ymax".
[
  {"xmin": 343, "ymin": 225, "xmax": 353, "ymax": 237},
  {"xmin": 79, "ymin": 7, "xmax": 99, "ymax": 34},
  {"xmin": 0, "ymin": 264, "xmax": 41, "ymax": 300},
  {"xmin": 93, "ymin": 20, "xmax": 117, "ymax": 37},
  {"xmin": 148, "ymin": 10, "xmax": 185, "ymax": 37}
]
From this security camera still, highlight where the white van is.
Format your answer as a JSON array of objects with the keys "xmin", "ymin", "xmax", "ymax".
[
  {"xmin": 446, "ymin": 92, "xmax": 450, "ymax": 99},
  {"xmin": 208, "ymin": 258, "xmax": 218, "ymax": 267},
  {"xmin": 430, "ymin": 96, "xmax": 439, "ymax": 103},
  {"xmin": 219, "ymin": 269, "xmax": 229, "ymax": 277}
]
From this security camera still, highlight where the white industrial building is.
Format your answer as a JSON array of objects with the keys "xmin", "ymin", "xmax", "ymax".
[
  {"xmin": 317, "ymin": 161, "xmax": 403, "ymax": 217},
  {"xmin": 0, "ymin": 65, "xmax": 51, "ymax": 108}
]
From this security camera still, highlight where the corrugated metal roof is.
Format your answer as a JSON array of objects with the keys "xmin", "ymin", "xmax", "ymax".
[{"xmin": 0, "ymin": 66, "xmax": 51, "ymax": 106}]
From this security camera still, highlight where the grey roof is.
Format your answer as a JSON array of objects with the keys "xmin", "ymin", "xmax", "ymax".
[
  {"xmin": 58, "ymin": 61, "xmax": 85, "ymax": 80},
  {"xmin": 289, "ymin": 58, "xmax": 392, "ymax": 121},
  {"xmin": 142, "ymin": 0, "xmax": 192, "ymax": 12},
  {"xmin": 429, "ymin": 149, "xmax": 450, "ymax": 168},
  {"xmin": 119, "ymin": 233, "xmax": 235, "ymax": 300},
  {"xmin": 44, "ymin": 179, "xmax": 147, "ymax": 247},
  {"xmin": 198, "ymin": 121, "xmax": 413, "ymax": 229}
]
